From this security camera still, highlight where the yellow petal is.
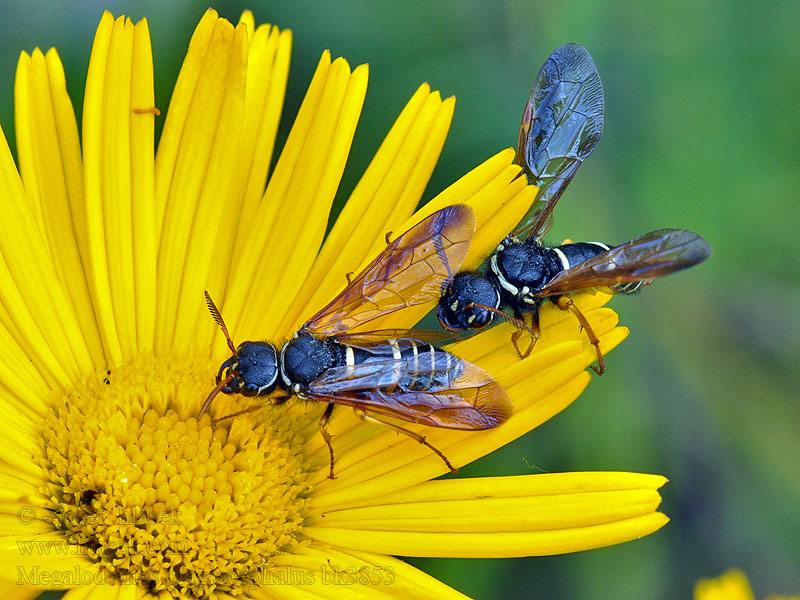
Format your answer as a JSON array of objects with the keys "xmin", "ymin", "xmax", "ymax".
[
  {"xmin": 305, "ymin": 512, "xmax": 667, "ymax": 558},
  {"xmin": 207, "ymin": 22, "xmax": 292, "ymax": 328},
  {"xmin": 153, "ymin": 8, "xmax": 216, "ymax": 240},
  {"xmin": 129, "ymin": 20, "xmax": 158, "ymax": 355},
  {"xmin": 267, "ymin": 545, "xmax": 472, "ymax": 599},
  {"xmin": 0, "ymin": 405, "xmax": 40, "ymax": 471},
  {"xmin": 238, "ymin": 22, "xmax": 292, "ymax": 230},
  {"xmin": 309, "ymin": 475, "xmax": 664, "ymax": 530},
  {"xmin": 83, "ymin": 13, "xmax": 157, "ymax": 362},
  {"xmin": 228, "ymin": 55, "xmax": 369, "ymax": 342},
  {"xmin": 15, "ymin": 49, "xmax": 104, "ymax": 366},
  {"xmin": 83, "ymin": 12, "xmax": 129, "ymax": 363},
  {"xmin": 0, "ymin": 321, "xmax": 52, "ymax": 415},
  {"xmin": 237, "ymin": 10, "xmax": 255, "ymax": 31},
  {"xmin": 331, "ymin": 470, "xmax": 666, "ymax": 507},
  {"xmin": 278, "ymin": 84, "xmax": 455, "ymax": 335},
  {"xmin": 223, "ymin": 52, "xmax": 340, "ymax": 319},
  {"xmin": 0, "ymin": 533, "xmax": 99, "ymax": 582},
  {"xmin": 0, "ymin": 481, "xmax": 49, "ymax": 511},
  {"xmin": 153, "ymin": 11, "xmax": 249, "ymax": 353},
  {"xmin": 0, "ymin": 442, "xmax": 46, "ymax": 482},
  {"xmin": 403, "ymin": 148, "xmax": 535, "ymax": 270},
  {"xmin": 304, "ymin": 472, "xmax": 667, "ymax": 557},
  {"xmin": 3, "ymin": 47, "xmax": 95, "ymax": 385},
  {"xmin": 0, "ymin": 128, "xmax": 90, "ymax": 386},
  {"xmin": 0, "ymin": 515, "xmax": 54, "ymax": 537}
]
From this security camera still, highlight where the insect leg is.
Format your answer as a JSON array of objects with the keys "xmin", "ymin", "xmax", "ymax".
[
  {"xmin": 515, "ymin": 311, "xmax": 541, "ymax": 359},
  {"xmin": 213, "ymin": 393, "xmax": 291, "ymax": 423},
  {"xmin": 556, "ymin": 295, "xmax": 605, "ymax": 375},
  {"xmin": 272, "ymin": 394, "xmax": 291, "ymax": 405},
  {"xmin": 505, "ymin": 307, "xmax": 540, "ymax": 359},
  {"xmin": 355, "ymin": 409, "xmax": 458, "ymax": 474},
  {"xmin": 318, "ymin": 403, "xmax": 337, "ymax": 480},
  {"xmin": 213, "ymin": 404, "xmax": 264, "ymax": 423}
]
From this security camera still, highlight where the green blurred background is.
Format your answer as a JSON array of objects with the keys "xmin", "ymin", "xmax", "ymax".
[{"xmin": 4, "ymin": 1, "xmax": 797, "ymax": 598}]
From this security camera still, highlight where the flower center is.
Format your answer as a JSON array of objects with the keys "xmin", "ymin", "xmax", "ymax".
[{"xmin": 36, "ymin": 353, "xmax": 313, "ymax": 598}]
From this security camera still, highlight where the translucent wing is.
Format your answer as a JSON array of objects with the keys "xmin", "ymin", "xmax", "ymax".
[
  {"xmin": 333, "ymin": 329, "xmax": 458, "ymax": 345},
  {"xmin": 304, "ymin": 205, "xmax": 475, "ymax": 337},
  {"xmin": 535, "ymin": 229, "xmax": 712, "ymax": 297},
  {"xmin": 307, "ymin": 340, "xmax": 511, "ymax": 430},
  {"xmin": 514, "ymin": 43, "xmax": 604, "ymax": 241}
]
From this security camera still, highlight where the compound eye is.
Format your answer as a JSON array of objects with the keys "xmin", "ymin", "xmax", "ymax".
[
  {"xmin": 242, "ymin": 382, "xmax": 260, "ymax": 397},
  {"xmin": 437, "ymin": 303, "xmax": 465, "ymax": 332},
  {"xmin": 463, "ymin": 305, "xmax": 494, "ymax": 330},
  {"xmin": 471, "ymin": 309, "xmax": 494, "ymax": 328},
  {"xmin": 221, "ymin": 376, "xmax": 240, "ymax": 395}
]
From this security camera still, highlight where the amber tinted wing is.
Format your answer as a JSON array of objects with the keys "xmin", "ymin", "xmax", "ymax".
[
  {"xmin": 535, "ymin": 229, "xmax": 712, "ymax": 297},
  {"xmin": 304, "ymin": 205, "xmax": 475, "ymax": 337},
  {"xmin": 307, "ymin": 340, "xmax": 511, "ymax": 430},
  {"xmin": 514, "ymin": 43, "xmax": 604, "ymax": 241},
  {"xmin": 333, "ymin": 328, "xmax": 458, "ymax": 345}
]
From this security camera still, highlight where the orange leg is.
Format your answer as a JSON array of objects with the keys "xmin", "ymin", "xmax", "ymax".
[
  {"xmin": 319, "ymin": 403, "xmax": 337, "ymax": 479},
  {"xmin": 556, "ymin": 296, "xmax": 604, "ymax": 375},
  {"xmin": 356, "ymin": 409, "xmax": 457, "ymax": 474},
  {"xmin": 213, "ymin": 404, "xmax": 263, "ymax": 423},
  {"xmin": 510, "ymin": 311, "xmax": 540, "ymax": 359},
  {"xmin": 213, "ymin": 394, "xmax": 290, "ymax": 423}
]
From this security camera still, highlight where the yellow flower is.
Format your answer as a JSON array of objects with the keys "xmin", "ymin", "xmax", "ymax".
[
  {"xmin": 0, "ymin": 9, "xmax": 668, "ymax": 599},
  {"xmin": 695, "ymin": 569, "xmax": 800, "ymax": 600}
]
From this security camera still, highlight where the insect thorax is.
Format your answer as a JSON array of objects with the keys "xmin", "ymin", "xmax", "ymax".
[
  {"xmin": 280, "ymin": 334, "xmax": 344, "ymax": 389},
  {"xmin": 490, "ymin": 240, "xmax": 557, "ymax": 302}
]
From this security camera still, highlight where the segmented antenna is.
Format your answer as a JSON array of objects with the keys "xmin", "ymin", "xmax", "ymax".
[{"xmin": 204, "ymin": 291, "xmax": 237, "ymax": 355}]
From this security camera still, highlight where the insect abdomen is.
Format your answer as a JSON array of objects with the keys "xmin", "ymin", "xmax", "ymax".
[
  {"xmin": 552, "ymin": 241, "xmax": 610, "ymax": 270},
  {"xmin": 348, "ymin": 340, "xmax": 458, "ymax": 391},
  {"xmin": 554, "ymin": 241, "xmax": 645, "ymax": 293}
]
